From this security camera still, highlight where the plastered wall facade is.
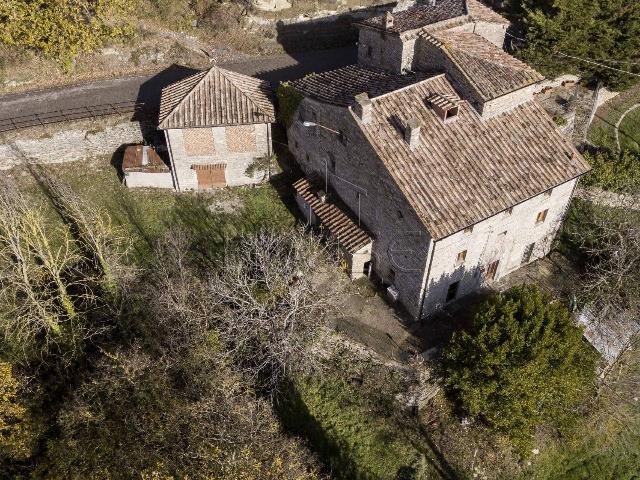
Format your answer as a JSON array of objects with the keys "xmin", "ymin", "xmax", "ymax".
[
  {"xmin": 420, "ymin": 178, "xmax": 577, "ymax": 314},
  {"xmin": 165, "ymin": 123, "xmax": 271, "ymax": 191},
  {"xmin": 124, "ymin": 171, "xmax": 175, "ymax": 189}
]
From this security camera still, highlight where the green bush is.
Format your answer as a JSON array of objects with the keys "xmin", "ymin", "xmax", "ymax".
[
  {"xmin": 276, "ymin": 82, "xmax": 305, "ymax": 128},
  {"xmin": 582, "ymin": 149, "xmax": 640, "ymax": 193},
  {"xmin": 444, "ymin": 285, "xmax": 597, "ymax": 452}
]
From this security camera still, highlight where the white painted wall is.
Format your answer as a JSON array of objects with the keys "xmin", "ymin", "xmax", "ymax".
[{"xmin": 124, "ymin": 171, "xmax": 175, "ymax": 189}]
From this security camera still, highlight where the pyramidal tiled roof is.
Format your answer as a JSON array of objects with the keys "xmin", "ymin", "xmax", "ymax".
[
  {"xmin": 352, "ymin": 75, "xmax": 590, "ymax": 239},
  {"xmin": 425, "ymin": 30, "xmax": 544, "ymax": 100},
  {"xmin": 356, "ymin": 0, "xmax": 508, "ymax": 35},
  {"xmin": 158, "ymin": 67, "xmax": 275, "ymax": 129}
]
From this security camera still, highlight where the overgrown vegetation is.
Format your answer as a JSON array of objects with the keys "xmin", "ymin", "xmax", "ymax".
[
  {"xmin": 512, "ymin": 0, "xmax": 640, "ymax": 90},
  {"xmin": 582, "ymin": 149, "xmax": 640, "ymax": 193},
  {"xmin": 0, "ymin": 0, "xmax": 135, "ymax": 70},
  {"xmin": 281, "ymin": 372, "xmax": 423, "ymax": 480},
  {"xmin": 277, "ymin": 82, "xmax": 305, "ymax": 128},
  {"xmin": 0, "ymin": 164, "xmax": 329, "ymax": 478},
  {"xmin": 444, "ymin": 285, "xmax": 597, "ymax": 452}
]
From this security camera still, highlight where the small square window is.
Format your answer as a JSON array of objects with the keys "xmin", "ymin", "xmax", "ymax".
[
  {"xmin": 456, "ymin": 250, "xmax": 467, "ymax": 266},
  {"xmin": 505, "ymin": 207, "xmax": 513, "ymax": 215},
  {"xmin": 446, "ymin": 281, "xmax": 460, "ymax": 303},
  {"xmin": 536, "ymin": 209, "xmax": 549, "ymax": 224},
  {"xmin": 544, "ymin": 189, "xmax": 553, "ymax": 197},
  {"xmin": 464, "ymin": 226, "xmax": 473, "ymax": 234}
]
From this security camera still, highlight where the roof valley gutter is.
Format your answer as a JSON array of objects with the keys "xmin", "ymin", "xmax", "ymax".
[{"xmin": 418, "ymin": 238, "xmax": 437, "ymax": 321}]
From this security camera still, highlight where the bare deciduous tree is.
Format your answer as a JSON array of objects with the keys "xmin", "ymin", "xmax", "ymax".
[
  {"xmin": 0, "ymin": 174, "xmax": 131, "ymax": 363},
  {"xmin": 142, "ymin": 227, "xmax": 337, "ymax": 393},
  {"xmin": 206, "ymin": 228, "xmax": 337, "ymax": 392}
]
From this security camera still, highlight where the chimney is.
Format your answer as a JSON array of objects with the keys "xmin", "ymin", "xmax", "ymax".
[
  {"xmin": 428, "ymin": 0, "xmax": 436, "ymax": 6},
  {"xmin": 353, "ymin": 92, "xmax": 373, "ymax": 124},
  {"xmin": 405, "ymin": 117, "xmax": 421, "ymax": 149},
  {"xmin": 384, "ymin": 11, "xmax": 394, "ymax": 29}
]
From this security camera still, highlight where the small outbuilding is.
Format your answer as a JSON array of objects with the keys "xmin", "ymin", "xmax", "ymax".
[
  {"xmin": 122, "ymin": 144, "xmax": 173, "ymax": 189},
  {"xmin": 158, "ymin": 66, "xmax": 276, "ymax": 191},
  {"xmin": 293, "ymin": 176, "xmax": 373, "ymax": 279}
]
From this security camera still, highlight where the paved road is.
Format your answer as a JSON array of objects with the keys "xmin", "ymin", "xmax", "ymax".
[{"xmin": 0, "ymin": 46, "xmax": 357, "ymax": 121}]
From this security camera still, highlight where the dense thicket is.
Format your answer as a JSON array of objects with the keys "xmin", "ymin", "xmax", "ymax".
[
  {"xmin": 0, "ymin": 0, "xmax": 135, "ymax": 70},
  {"xmin": 0, "ymin": 177, "xmax": 328, "ymax": 479},
  {"xmin": 444, "ymin": 285, "xmax": 597, "ymax": 450},
  {"xmin": 515, "ymin": 0, "xmax": 640, "ymax": 89}
]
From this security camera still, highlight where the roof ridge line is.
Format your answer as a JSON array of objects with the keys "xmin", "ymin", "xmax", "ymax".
[
  {"xmin": 365, "ymin": 72, "xmax": 449, "ymax": 103},
  {"xmin": 159, "ymin": 68, "xmax": 209, "ymax": 128},
  {"xmin": 216, "ymin": 67, "xmax": 272, "ymax": 119}
]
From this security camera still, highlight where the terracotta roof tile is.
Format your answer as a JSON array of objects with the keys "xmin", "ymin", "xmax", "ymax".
[
  {"xmin": 356, "ymin": 0, "xmax": 507, "ymax": 34},
  {"xmin": 293, "ymin": 177, "xmax": 372, "ymax": 253},
  {"xmin": 426, "ymin": 30, "xmax": 544, "ymax": 100},
  {"xmin": 291, "ymin": 65, "xmax": 432, "ymax": 106},
  {"xmin": 354, "ymin": 75, "xmax": 590, "ymax": 239},
  {"xmin": 158, "ymin": 67, "xmax": 275, "ymax": 129}
]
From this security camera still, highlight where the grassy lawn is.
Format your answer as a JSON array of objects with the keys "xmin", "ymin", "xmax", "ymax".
[
  {"xmin": 11, "ymin": 156, "xmax": 296, "ymax": 264},
  {"xmin": 589, "ymin": 83, "xmax": 640, "ymax": 153}
]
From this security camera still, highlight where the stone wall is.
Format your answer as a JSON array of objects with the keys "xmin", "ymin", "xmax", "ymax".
[
  {"xmin": 0, "ymin": 119, "xmax": 143, "ymax": 169},
  {"xmin": 420, "ymin": 178, "xmax": 577, "ymax": 315},
  {"xmin": 165, "ymin": 123, "xmax": 271, "ymax": 191},
  {"xmin": 414, "ymin": 36, "xmax": 536, "ymax": 118},
  {"xmin": 469, "ymin": 21, "xmax": 507, "ymax": 48},
  {"xmin": 357, "ymin": 19, "xmax": 507, "ymax": 75},
  {"xmin": 357, "ymin": 28, "xmax": 406, "ymax": 73},
  {"xmin": 288, "ymin": 97, "xmax": 433, "ymax": 318},
  {"xmin": 289, "ymin": 97, "xmax": 579, "ymax": 319}
]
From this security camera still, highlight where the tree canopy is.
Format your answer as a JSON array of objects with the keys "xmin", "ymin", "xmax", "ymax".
[
  {"xmin": 517, "ymin": 0, "xmax": 640, "ymax": 89},
  {"xmin": 444, "ymin": 285, "xmax": 597, "ymax": 450}
]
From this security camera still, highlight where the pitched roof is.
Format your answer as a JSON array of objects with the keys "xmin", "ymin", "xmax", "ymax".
[
  {"xmin": 158, "ymin": 67, "xmax": 275, "ymax": 129},
  {"xmin": 290, "ymin": 65, "xmax": 432, "ymax": 107},
  {"xmin": 356, "ymin": 0, "xmax": 507, "ymax": 35},
  {"xmin": 425, "ymin": 30, "xmax": 543, "ymax": 100},
  {"xmin": 465, "ymin": 0, "xmax": 510, "ymax": 25},
  {"xmin": 353, "ymin": 75, "xmax": 590, "ymax": 239},
  {"xmin": 293, "ymin": 177, "xmax": 372, "ymax": 253}
]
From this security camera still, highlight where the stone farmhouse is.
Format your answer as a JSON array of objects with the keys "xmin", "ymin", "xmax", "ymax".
[
  {"xmin": 285, "ymin": 0, "xmax": 591, "ymax": 319},
  {"xmin": 155, "ymin": 66, "xmax": 276, "ymax": 191}
]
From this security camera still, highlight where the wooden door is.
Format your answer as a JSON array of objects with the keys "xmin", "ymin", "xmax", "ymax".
[
  {"xmin": 193, "ymin": 163, "xmax": 226, "ymax": 189},
  {"xmin": 485, "ymin": 260, "xmax": 499, "ymax": 281}
]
